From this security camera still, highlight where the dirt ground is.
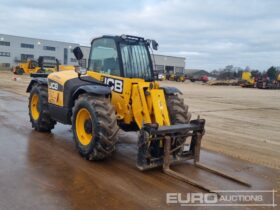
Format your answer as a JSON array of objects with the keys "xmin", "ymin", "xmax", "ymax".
[
  {"xmin": 0, "ymin": 70, "xmax": 279, "ymax": 209},
  {"xmin": 163, "ymin": 80, "xmax": 280, "ymax": 170},
  {"xmin": 2, "ymin": 71, "xmax": 280, "ymax": 169}
]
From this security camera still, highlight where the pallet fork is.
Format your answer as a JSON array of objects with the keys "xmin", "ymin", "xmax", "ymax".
[{"xmin": 137, "ymin": 118, "xmax": 251, "ymax": 193}]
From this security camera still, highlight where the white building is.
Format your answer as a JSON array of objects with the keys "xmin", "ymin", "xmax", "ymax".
[
  {"xmin": 0, "ymin": 34, "xmax": 186, "ymax": 73},
  {"xmin": 0, "ymin": 34, "xmax": 79, "ymax": 69},
  {"xmin": 153, "ymin": 54, "xmax": 185, "ymax": 74}
]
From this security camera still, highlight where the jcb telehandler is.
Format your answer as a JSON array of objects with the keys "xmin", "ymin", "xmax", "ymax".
[
  {"xmin": 13, "ymin": 56, "xmax": 59, "ymax": 75},
  {"xmin": 27, "ymin": 35, "xmax": 250, "ymax": 193},
  {"xmin": 14, "ymin": 56, "xmax": 74, "ymax": 75}
]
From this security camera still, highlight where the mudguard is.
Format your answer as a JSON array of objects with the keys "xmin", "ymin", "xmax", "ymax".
[
  {"xmin": 26, "ymin": 78, "xmax": 48, "ymax": 92},
  {"xmin": 161, "ymin": 86, "xmax": 182, "ymax": 95},
  {"xmin": 72, "ymin": 84, "xmax": 111, "ymax": 99}
]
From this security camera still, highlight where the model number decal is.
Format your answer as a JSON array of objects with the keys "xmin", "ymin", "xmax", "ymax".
[{"xmin": 104, "ymin": 77, "xmax": 123, "ymax": 93}]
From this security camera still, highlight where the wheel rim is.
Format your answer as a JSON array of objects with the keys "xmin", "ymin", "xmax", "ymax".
[
  {"xmin": 31, "ymin": 94, "xmax": 40, "ymax": 120},
  {"xmin": 75, "ymin": 108, "xmax": 93, "ymax": 146}
]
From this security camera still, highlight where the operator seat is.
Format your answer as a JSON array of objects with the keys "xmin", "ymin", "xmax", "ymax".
[{"xmin": 103, "ymin": 58, "xmax": 120, "ymax": 76}]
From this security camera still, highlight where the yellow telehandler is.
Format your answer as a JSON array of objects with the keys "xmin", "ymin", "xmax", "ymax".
[
  {"xmin": 167, "ymin": 72, "xmax": 186, "ymax": 82},
  {"xmin": 13, "ymin": 56, "xmax": 74, "ymax": 75},
  {"xmin": 26, "ymin": 35, "xmax": 250, "ymax": 193},
  {"xmin": 13, "ymin": 59, "xmax": 42, "ymax": 75}
]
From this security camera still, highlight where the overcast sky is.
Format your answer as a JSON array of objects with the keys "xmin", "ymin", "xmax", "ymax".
[{"xmin": 0, "ymin": 0, "xmax": 279, "ymax": 71}]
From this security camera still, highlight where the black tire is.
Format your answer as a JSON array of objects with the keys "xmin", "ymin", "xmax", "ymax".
[
  {"xmin": 37, "ymin": 68, "xmax": 45, "ymax": 73},
  {"xmin": 72, "ymin": 94, "xmax": 119, "ymax": 160},
  {"xmin": 15, "ymin": 68, "xmax": 24, "ymax": 75},
  {"xmin": 28, "ymin": 84, "xmax": 56, "ymax": 132},
  {"xmin": 166, "ymin": 94, "xmax": 191, "ymax": 155}
]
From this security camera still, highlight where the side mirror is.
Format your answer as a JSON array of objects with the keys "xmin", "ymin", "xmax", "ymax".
[
  {"xmin": 75, "ymin": 66, "xmax": 87, "ymax": 76},
  {"xmin": 38, "ymin": 56, "xmax": 44, "ymax": 67},
  {"xmin": 55, "ymin": 58, "xmax": 60, "ymax": 72},
  {"xmin": 73, "ymin": 47, "xmax": 84, "ymax": 60},
  {"xmin": 151, "ymin": 40, "xmax": 158, "ymax": 50}
]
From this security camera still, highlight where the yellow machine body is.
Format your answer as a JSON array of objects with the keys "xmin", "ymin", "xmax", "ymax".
[
  {"xmin": 26, "ymin": 35, "xmax": 250, "ymax": 193},
  {"xmin": 47, "ymin": 70, "xmax": 77, "ymax": 107},
  {"xmin": 242, "ymin": 71, "xmax": 255, "ymax": 84},
  {"xmin": 277, "ymin": 73, "xmax": 280, "ymax": 82},
  {"xmin": 59, "ymin": 65, "xmax": 75, "ymax": 71},
  {"xmin": 15, "ymin": 60, "xmax": 74, "ymax": 74},
  {"xmin": 47, "ymin": 70, "xmax": 171, "ymax": 128},
  {"xmin": 16, "ymin": 60, "xmax": 42, "ymax": 74}
]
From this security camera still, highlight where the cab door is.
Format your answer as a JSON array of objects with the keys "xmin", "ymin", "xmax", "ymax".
[{"xmin": 86, "ymin": 38, "xmax": 132, "ymax": 123}]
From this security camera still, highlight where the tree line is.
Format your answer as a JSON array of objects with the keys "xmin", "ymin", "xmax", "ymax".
[{"xmin": 211, "ymin": 65, "xmax": 279, "ymax": 80}]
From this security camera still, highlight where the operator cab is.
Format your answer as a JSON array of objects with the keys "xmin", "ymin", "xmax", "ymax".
[
  {"xmin": 28, "ymin": 60, "xmax": 38, "ymax": 69},
  {"xmin": 73, "ymin": 35, "xmax": 158, "ymax": 82}
]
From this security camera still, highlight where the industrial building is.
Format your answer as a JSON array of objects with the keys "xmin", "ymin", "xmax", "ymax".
[
  {"xmin": 153, "ymin": 54, "xmax": 185, "ymax": 74},
  {"xmin": 0, "ymin": 34, "xmax": 186, "ymax": 73},
  {"xmin": 0, "ymin": 34, "xmax": 80, "ymax": 69}
]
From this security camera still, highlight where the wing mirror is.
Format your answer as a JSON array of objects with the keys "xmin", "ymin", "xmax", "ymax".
[
  {"xmin": 73, "ymin": 47, "xmax": 86, "ymax": 77},
  {"xmin": 73, "ymin": 47, "xmax": 84, "ymax": 60},
  {"xmin": 151, "ymin": 40, "xmax": 158, "ymax": 50},
  {"xmin": 147, "ymin": 39, "xmax": 159, "ymax": 50}
]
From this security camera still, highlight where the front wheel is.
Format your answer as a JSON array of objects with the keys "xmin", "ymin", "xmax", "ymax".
[
  {"xmin": 72, "ymin": 94, "xmax": 119, "ymax": 160},
  {"xmin": 166, "ymin": 94, "xmax": 191, "ymax": 156}
]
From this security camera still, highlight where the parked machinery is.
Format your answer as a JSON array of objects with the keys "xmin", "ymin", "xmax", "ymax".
[
  {"xmin": 13, "ymin": 59, "xmax": 41, "ymax": 75},
  {"xmin": 240, "ymin": 71, "xmax": 256, "ymax": 88},
  {"xmin": 26, "ymin": 34, "xmax": 250, "ymax": 193},
  {"xmin": 168, "ymin": 72, "xmax": 186, "ymax": 82},
  {"xmin": 256, "ymin": 72, "xmax": 280, "ymax": 89},
  {"xmin": 154, "ymin": 70, "xmax": 166, "ymax": 81},
  {"xmin": 190, "ymin": 75, "xmax": 209, "ymax": 83},
  {"xmin": 13, "ymin": 56, "xmax": 74, "ymax": 75}
]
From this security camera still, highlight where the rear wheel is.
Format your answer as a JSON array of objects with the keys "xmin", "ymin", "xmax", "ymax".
[
  {"xmin": 72, "ymin": 94, "xmax": 119, "ymax": 160},
  {"xmin": 166, "ymin": 94, "xmax": 191, "ymax": 155},
  {"xmin": 15, "ymin": 68, "xmax": 24, "ymax": 75},
  {"xmin": 28, "ymin": 84, "xmax": 56, "ymax": 132}
]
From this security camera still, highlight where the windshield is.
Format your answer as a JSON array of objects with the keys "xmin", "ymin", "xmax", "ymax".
[
  {"xmin": 88, "ymin": 38, "xmax": 120, "ymax": 76},
  {"xmin": 120, "ymin": 42, "xmax": 153, "ymax": 80}
]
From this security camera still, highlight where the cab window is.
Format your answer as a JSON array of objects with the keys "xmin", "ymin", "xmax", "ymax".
[
  {"xmin": 28, "ymin": 60, "xmax": 38, "ymax": 69},
  {"xmin": 88, "ymin": 38, "xmax": 120, "ymax": 76}
]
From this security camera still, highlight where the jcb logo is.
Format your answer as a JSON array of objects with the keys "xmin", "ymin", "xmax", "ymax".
[
  {"xmin": 104, "ymin": 77, "xmax": 123, "ymax": 93},
  {"xmin": 49, "ymin": 82, "xmax": 59, "ymax": 90}
]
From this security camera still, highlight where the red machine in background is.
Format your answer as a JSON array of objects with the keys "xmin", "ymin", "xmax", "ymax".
[{"xmin": 190, "ymin": 75, "xmax": 209, "ymax": 83}]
